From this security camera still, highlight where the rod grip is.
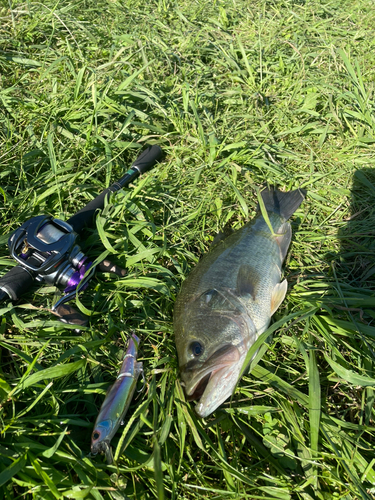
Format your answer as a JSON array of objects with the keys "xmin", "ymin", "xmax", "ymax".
[
  {"xmin": 0, "ymin": 265, "xmax": 34, "ymax": 302},
  {"xmin": 67, "ymin": 145, "xmax": 163, "ymax": 233},
  {"xmin": 131, "ymin": 145, "xmax": 163, "ymax": 174}
]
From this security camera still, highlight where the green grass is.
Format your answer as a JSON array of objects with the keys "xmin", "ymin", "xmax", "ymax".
[{"xmin": 1, "ymin": 0, "xmax": 375, "ymax": 498}]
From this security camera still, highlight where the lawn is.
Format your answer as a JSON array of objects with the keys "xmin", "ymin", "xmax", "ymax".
[{"xmin": 1, "ymin": 0, "xmax": 375, "ymax": 498}]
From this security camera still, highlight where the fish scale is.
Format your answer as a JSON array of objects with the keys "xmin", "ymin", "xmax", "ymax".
[
  {"xmin": 174, "ymin": 187, "xmax": 305, "ymax": 418},
  {"xmin": 175, "ymin": 213, "xmax": 284, "ymax": 332}
]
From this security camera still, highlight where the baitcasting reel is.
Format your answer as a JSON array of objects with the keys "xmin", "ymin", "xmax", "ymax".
[
  {"xmin": 0, "ymin": 145, "xmax": 163, "ymax": 326},
  {"xmin": 8, "ymin": 215, "xmax": 96, "ymax": 318}
]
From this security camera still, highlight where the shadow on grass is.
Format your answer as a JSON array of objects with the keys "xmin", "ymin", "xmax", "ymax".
[
  {"xmin": 330, "ymin": 167, "xmax": 375, "ymax": 353},
  {"xmin": 325, "ymin": 167, "xmax": 375, "ymax": 425},
  {"xmin": 336, "ymin": 168, "xmax": 375, "ymax": 289}
]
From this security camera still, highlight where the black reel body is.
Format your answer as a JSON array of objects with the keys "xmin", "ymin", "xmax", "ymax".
[
  {"xmin": 9, "ymin": 215, "xmax": 85, "ymax": 287},
  {"xmin": 7, "ymin": 215, "xmax": 94, "ymax": 326}
]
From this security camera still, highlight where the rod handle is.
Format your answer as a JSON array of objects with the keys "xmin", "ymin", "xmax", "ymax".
[{"xmin": 68, "ymin": 145, "xmax": 163, "ymax": 233}]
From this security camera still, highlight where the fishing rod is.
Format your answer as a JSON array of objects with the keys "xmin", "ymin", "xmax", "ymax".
[{"xmin": 0, "ymin": 145, "xmax": 163, "ymax": 325}]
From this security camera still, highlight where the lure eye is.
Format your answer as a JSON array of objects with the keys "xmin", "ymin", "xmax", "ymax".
[
  {"xmin": 92, "ymin": 431, "xmax": 100, "ymax": 441},
  {"xmin": 190, "ymin": 341, "xmax": 204, "ymax": 357}
]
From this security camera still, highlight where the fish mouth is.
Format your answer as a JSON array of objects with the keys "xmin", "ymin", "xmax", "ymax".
[
  {"xmin": 181, "ymin": 344, "xmax": 243, "ymax": 418},
  {"xmin": 186, "ymin": 372, "xmax": 212, "ymax": 401}
]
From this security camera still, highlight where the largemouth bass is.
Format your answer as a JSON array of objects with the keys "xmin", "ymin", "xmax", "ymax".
[
  {"xmin": 91, "ymin": 333, "xmax": 142, "ymax": 463},
  {"xmin": 173, "ymin": 188, "xmax": 305, "ymax": 418}
]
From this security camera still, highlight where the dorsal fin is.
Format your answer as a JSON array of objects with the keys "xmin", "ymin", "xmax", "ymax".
[{"xmin": 211, "ymin": 226, "xmax": 234, "ymax": 247}]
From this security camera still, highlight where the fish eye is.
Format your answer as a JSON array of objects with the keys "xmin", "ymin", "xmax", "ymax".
[
  {"xmin": 92, "ymin": 431, "xmax": 100, "ymax": 441},
  {"xmin": 190, "ymin": 341, "xmax": 204, "ymax": 357}
]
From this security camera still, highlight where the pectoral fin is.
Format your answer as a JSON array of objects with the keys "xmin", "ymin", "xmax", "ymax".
[
  {"xmin": 237, "ymin": 264, "xmax": 259, "ymax": 299},
  {"xmin": 270, "ymin": 279, "xmax": 288, "ymax": 315}
]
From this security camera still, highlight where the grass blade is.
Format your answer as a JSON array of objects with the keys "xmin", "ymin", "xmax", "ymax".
[{"xmin": 0, "ymin": 454, "xmax": 27, "ymax": 488}]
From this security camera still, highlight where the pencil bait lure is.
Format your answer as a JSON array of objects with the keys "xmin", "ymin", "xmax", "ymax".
[{"xmin": 91, "ymin": 333, "xmax": 143, "ymax": 464}]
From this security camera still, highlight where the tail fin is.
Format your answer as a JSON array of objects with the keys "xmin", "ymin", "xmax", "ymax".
[{"xmin": 260, "ymin": 187, "xmax": 306, "ymax": 220}]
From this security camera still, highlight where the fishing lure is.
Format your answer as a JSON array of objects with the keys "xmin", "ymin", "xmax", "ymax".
[{"xmin": 91, "ymin": 333, "xmax": 143, "ymax": 463}]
